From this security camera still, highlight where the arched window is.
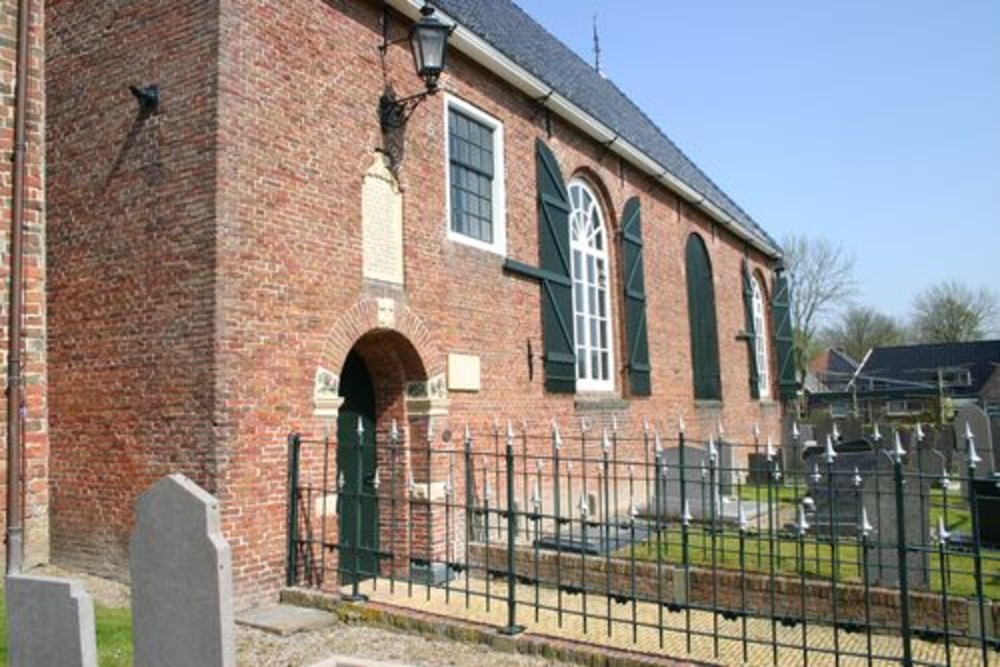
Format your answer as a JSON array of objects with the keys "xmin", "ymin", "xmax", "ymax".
[
  {"xmin": 569, "ymin": 180, "xmax": 614, "ymax": 391},
  {"xmin": 685, "ymin": 234, "xmax": 721, "ymax": 400},
  {"xmin": 751, "ymin": 274, "xmax": 770, "ymax": 399}
]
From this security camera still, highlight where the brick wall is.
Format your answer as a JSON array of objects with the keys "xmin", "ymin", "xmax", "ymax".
[
  {"xmin": 1, "ymin": 0, "xmax": 48, "ymax": 568},
  {"xmin": 48, "ymin": 0, "xmax": 786, "ymax": 605},
  {"xmin": 46, "ymin": 0, "xmax": 220, "ymax": 578},
  {"xmin": 470, "ymin": 544, "xmax": 999, "ymax": 641}
]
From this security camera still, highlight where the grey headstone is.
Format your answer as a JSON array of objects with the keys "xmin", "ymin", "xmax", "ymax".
[
  {"xmin": 956, "ymin": 404, "xmax": 995, "ymax": 471},
  {"xmin": 992, "ymin": 417, "xmax": 1000, "ymax": 473},
  {"xmin": 650, "ymin": 442, "xmax": 756, "ymax": 522},
  {"xmin": 804, "ymin": 439, "xmax": 877, "ymax": 539},
  {"xmin": 5, "ymin": 575, "xmax": 97, "ymax": 667},
  {"xmin": 812, "ymin": 415, "xmax": 835, "ymax": 447},
  {"xmin": 862, "ymin": 452, "xmax": 930, "ymax": 589},
  {"xmin": 781, "ymin": 416, "xmax": 810, "ymax": 475},
  {"xmin": 803, "ymin": 437, "xmax": 930, "ymax": 589},
  {"xmin": 653, "ymin": 443, "xmax": 721, "ymax": 521},
  {"xmin": 840, "ymin": 417, "xmax": 864, "ymax": 442},
  {"xmin": 130, "ymin": 474, "xmax": 235, "ymax": 667}
]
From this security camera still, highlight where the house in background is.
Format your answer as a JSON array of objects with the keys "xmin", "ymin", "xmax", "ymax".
[
  {"xmin": 804, "ymin": 348, "xmax": 860, "ymax": 417},
  {"xmin": 808, "ymin": 340, "xmax": 1000, "ymax": 423}
]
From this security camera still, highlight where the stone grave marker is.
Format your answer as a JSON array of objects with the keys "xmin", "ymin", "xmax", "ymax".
[
  {"xmin": 130, "ymin": 474, "xmax": 236, "ymax": 667},
  {"xmin": 863, "ymin": 451, "xmax": 930, "ymax": 590},
  {"xmin": 5, "ymin": 575, "xmax": 97, "ymax": 667},
  {"xmin": 803, "ymin": 437, "xmax": 930, "ymax": 589},
  {"xmin": 992, "ymin": 416, "xmax": 1000, "ymax": 472},
  {"xmin": 971, "ymin": 478, "xmax": 1000, "ymax": 549},
  {"xmin": 781, "ymin": 417, "xmax": 810, "ymax": 476},
  {"xmin": 812, "ymin": 415, "xmax": 835, "ymax": 448},
  {"xmin": 955, "ymin": 404, "xmax": 995, "ymax": 471},
  {"xmin": 650, "ymin": 441, "xmax": 757, "ymax": 522},
  {"xmin": 804, "ymin": 438, "xmax": 875, "ymax": 538},
  {"xmin": 839, "ymin": 416, "xmax": 864, "ymax": 442}
]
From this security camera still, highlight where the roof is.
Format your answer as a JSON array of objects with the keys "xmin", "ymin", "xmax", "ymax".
[
  {"xmin": 430, "ymin": 0, "xmax": 778, "ymax": 253},
  {"xmin": 858, "ymin": 340, "xmax": 1000, "ymax": 397},
  {"xmin": 809, "ymin": 348, "xmax": 859, "ymax": 376}
]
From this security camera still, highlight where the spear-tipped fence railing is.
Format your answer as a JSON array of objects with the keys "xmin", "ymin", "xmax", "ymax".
[{"xmin": 286, "ymin": 420, "xmax": 999, "ymax": 666}]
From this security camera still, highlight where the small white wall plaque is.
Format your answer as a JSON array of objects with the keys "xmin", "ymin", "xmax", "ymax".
[{"xmin": 447, "ymin": 353, "xmax": 481, "ymax": 392}]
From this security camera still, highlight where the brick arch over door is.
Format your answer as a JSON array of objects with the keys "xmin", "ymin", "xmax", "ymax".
[{"xmin": 318, "ymin": 297, "xmax": 446, "ymax": 386}]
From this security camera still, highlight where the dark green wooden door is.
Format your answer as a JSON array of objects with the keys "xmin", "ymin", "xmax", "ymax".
[{"xmin": 337, "ymin": 350, "xmax": 379, "ymax": 584}]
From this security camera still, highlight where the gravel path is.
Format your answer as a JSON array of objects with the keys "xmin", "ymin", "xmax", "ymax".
[{"xmin": 29, "ymin": 565, "xmax": 574, "ymax": 667}]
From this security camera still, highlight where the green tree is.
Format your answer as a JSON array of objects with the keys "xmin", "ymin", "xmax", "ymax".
[
  {"xmin": 911, "ymin": 280, "xmax": 999, "ymax": 343},
  {"xmin": 822, "ymin": 305, "xmax": 905, "ymax": 360}
]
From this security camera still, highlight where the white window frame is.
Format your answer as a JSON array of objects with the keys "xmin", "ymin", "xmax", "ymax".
[
  {"xmin": 444, "ymin": 94, "xmax": 506, "ymax": 256},
  {"xmin": 568, "ymin": 179, "xmax": 615, "ymax": 393},
  {"xmin": 750, "ymin": 274, "xmax": 771, "ymax": 399},
  {"xmin": 830, "ymin": 403, "xmax": 851, "ymax": 419},
  {"xmin": 886, "ymin": 399, "xmax": 921, "ymax": 416}
]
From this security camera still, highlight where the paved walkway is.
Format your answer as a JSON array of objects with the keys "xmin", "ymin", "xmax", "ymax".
[{"xmin": 346, "ymin": 576, "xmax": 994, "ymax": 667}]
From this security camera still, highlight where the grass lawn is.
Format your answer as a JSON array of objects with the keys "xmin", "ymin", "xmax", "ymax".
[
  {"xmin": 631, "ymin": 485, "xmax": 1000, "ymax": 600},
  {"xmin": 0, "ymin": 589, "xmax": 133, "ymax": 666}
]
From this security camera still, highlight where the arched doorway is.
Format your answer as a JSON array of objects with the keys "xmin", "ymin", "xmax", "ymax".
[
  {"xmin": 314, "ymin": 323, "xmax": 449, "ymax": 590},
  {"xmin": 336, "ymin": 349, "xmax": 378, "ymax": 585}
]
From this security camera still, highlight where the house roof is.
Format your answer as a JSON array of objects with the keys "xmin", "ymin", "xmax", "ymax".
[
  {"xmin": 859, "ymin": 340, "xmax": 1000, "ymax": 397},
  {"xmin": 430, "ymin": 0, "xmax": 778, "ymax": 254},
  {"xmin": 809, "ymin": 348, "xmax": 859, "ymax": 377}
]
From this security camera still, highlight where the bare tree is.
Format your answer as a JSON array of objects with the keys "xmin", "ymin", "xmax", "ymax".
[
  {"xmin": 911, "ymin": 280, "xmax": 1000, "ymax": 343},
  {"xmin": 821, "ymin": 305, "xmax": 905, "ymax": 360},
  {"xmin": 781, "ymin": 234, "xmax": 858, "ymax": 365}
]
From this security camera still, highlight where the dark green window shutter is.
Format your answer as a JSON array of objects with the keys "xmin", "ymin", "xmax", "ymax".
[
  {"xmin": 620, "ymin": 197, "xmax": 651, "ymax": 396},
  {"xmin": 741, "ymin": 258, "xmax": 760, "ymax": 399},
  {"xmin": 771, "ymin": 269, "xmax": 797, "ymax": 400},
  {"xmin": 535, "ymin": 139, "xmax": 575, "ymax": 393},
  {"xmin": 685, "ymin": 234, "xmax": 722, "ymax": 400}
]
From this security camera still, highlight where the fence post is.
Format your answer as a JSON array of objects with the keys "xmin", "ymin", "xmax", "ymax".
[
  {"xmin": 500, "ymin": 423, "xmax": 524, "ymax": 635},
  {"xmin": 286, "ymin": 433, "xmax": 301, "ymax": 587},
  {"xmin": 964, "ymin": 426, "xmax": 989, "ymax": 666},
  {"xmin": 891, "ymin": 433, "xmax": 913, "ymax": 667}
]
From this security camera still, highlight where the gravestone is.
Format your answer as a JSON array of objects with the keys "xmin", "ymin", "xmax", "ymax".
[
  {"xmin": 747, "ymin": 453, "xmax": 774, "ymax": 486},
  {"xmin": 781, "ymin": 417, "xmax": 811, "ymax": 476},
  {"xmin": 842, "ymin": 417, "xmax": 864, "ymax": 442},
  {"xmin": 812, "ymin": 415, "xmax": 836, "ymax": 448},
  {"xmin": 651, "ymin": 442, "xmax": 758, "ymax": 522},
  {"xmin": 5, "ymin": 575, "xmax": 97, "ymax": 667},
  {"xmin": 803, "ymin": 439, "xmax": 876, "ymax": 538},
  {"xmin": 804, "ymin": 437, "xmax": 930, "ymax": 589},
  {"xmin": 992, "ymin": 416, "xmax": 1000, "ymax": 473},
  {"xmin": 971, "ymin": 479, "xmax": 1000, "ymax": 549},
  {"xmin": 130, "ymin": 474, "xmax": 236, "ymax": 667},
  {"xmin": 865, "ymin": 457, "xmax": 931, "ymax": 590},
  {"xmin": 955, "ymin": 404, "xmax": 996, "ymax": 471}
]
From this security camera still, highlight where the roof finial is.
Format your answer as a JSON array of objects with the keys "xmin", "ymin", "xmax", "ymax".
[{"xmin": 592, "ymin": 13, "xmax": 603, "ymax": 76}]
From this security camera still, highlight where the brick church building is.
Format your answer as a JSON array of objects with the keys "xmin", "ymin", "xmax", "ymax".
[{"xmin": 3, "ymin": 0, "xmax": 794, "ymax": 606}]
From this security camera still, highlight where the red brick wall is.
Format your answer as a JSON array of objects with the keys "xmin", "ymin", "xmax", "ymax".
[
  {"xmin": 45, "ymin": 0, "xmax": 220, "ymax": 578},
  {"xmin": 1, "ymin": 0, "xmax": 48, "ymax": 568},
  {"xmin": 48, "ymin": 0, "xmax": 784, "ymax": 604}
]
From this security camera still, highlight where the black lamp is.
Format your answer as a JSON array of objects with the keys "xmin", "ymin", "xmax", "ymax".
[
  {"xmin": 379, "ymin": 3, "xmax": 453, "ymax": 130},
  {"xmin": 409, "ymin": 4, "xmax": 450, "ymax": 90}
]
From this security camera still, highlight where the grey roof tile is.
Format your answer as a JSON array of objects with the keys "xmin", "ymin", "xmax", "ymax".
[{"xmin": 432, "ymin": 0, "xmax": 778, "ymax": 251}]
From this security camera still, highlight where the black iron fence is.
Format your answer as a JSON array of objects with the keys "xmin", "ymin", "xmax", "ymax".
[{"xmin": 286, "ymin": 420, "xmax": 999, "ymax": 666}]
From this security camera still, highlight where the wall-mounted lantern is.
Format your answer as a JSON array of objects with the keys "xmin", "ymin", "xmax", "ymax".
[{"xmin": 379, "ymin": 3, "xmax": 453, "ymax": 131}]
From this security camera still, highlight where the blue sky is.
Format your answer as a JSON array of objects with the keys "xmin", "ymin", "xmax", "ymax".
[{"xmin": 513, "ymin": 0, "xmax": 1000, "ymax": 325}]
